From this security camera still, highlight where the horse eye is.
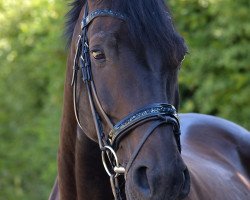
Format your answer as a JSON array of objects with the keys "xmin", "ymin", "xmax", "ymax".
[{"xmin": 91, "ymin": 50, "xmax": 105, "ymax": 60}]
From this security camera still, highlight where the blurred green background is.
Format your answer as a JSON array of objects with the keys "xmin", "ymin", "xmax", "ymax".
[{"xmin": 0, "ymin": 0, "xmax": 249, "ymax": 199}]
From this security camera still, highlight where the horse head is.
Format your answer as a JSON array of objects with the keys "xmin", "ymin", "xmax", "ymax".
[{"xmin": 67, "ymin": 0, "xmax": 190, "ymax": 199}]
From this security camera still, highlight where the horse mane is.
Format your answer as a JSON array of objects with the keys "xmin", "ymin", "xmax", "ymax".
[
  {"xmin": 65, "ymin": 0, "xmax": 187, "ymax": 65},
  {"xmin": 65, "ymin": 0, "xmax": 86, "ymax": 47}
]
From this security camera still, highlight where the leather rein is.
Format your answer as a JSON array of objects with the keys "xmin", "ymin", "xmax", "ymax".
[{"xmin": 71, "ymin": 3, "xmax": 181, "ymax": 199}]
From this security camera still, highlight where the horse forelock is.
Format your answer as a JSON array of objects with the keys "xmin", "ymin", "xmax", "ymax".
[
  {"xmin": 65, "ymin": 0, "xmax": 86, "ymax": 48},
  {"xmin": 65, "ymin": 0, "xmax": 187, "ymax": 66},
  {"xmin": 116, "ymin": 0, "xmax": 187, "ymax": 66}
]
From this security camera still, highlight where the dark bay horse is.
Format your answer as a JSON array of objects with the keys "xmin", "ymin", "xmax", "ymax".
[{"xmin": 49, "ymin": 0, "xmax": 250, "ymax": 199}]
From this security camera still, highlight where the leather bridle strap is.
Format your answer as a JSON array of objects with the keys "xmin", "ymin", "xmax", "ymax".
[
  {"xmin": 81, "ymin": 9, "xmax": 126, "ymax": 29},
  {"xmin": 71, "ymin": 3, "xmax": 182, "ymax": 200},
  {"xmin": 71, "ymin": 4, "xmax": 127, "ymax": 144},
  {"xmin": 124, "ymin": 117, "xmax": 180, "ymax": 178},
  {"xmin": 109, "ymin": 103, "xmax": 180, "ymax": 151}
]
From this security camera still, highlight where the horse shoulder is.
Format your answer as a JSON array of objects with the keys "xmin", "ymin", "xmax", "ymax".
[{"xmin": 179, "ymin": 113, "xmax": 250, "ymax": 200}]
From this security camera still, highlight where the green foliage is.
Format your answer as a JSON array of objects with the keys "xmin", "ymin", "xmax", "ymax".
[
  {"xmin": 168, "ymin": 0, "xmax": 250, "ymax": 129},
  {"xmin": 0, "ymin": 0, "xmax": 249, "ymax": 199},
  {"xmin": 0, "ymin": 0, "xmax": 66, "ymax": 199}
]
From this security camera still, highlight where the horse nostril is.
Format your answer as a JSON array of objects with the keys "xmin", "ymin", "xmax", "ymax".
[
  {"xmin": 178, "ymin": 167, "xmax": 191, "ymax": 199},
  {"xmin": 133, "ymin": 166, "xmax": 150, "ymax": 196}
]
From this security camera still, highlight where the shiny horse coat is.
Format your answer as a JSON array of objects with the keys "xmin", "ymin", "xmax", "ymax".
[
  {"xmin": 50, "ymin": 114, "xmax": 250, "ymax": 199},
  {"xmin": 181, "ymin": 114, "xmax": 250, "ymax": 200},
  {"xmin": 49, "ymin": 0, "xmax": 250, "ymax": 199}
]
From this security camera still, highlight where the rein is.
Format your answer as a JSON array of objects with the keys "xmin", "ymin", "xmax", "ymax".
[{"xmin": 71, "ymin": 3, "xmax": 181, "ymax": 199}]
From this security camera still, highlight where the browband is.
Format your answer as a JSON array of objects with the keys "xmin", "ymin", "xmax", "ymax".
[
  {"xmin": 81, "ymin": 9, "xmax": 127, "ymax": 29},
  {"xmin": 109, "ymin": 103, "xmax": 180, "ymax": 149}
]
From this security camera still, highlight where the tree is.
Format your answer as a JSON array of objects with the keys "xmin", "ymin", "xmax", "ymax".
[
  {"xmin": 168, "ymin": 0, "xmax": 250, "ymax": 129},
  {"xmin": 0, "ymin": 1, "xmax": 65, "ymax": 199},
  {"xmin": 0, "ymin": 0, "xmax": 249, "ymax": 199}
]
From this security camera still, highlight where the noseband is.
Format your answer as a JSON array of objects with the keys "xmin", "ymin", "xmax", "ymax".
[{"xmin": 71, "ymin": 3, "xmax": 181, "ymax": 199}]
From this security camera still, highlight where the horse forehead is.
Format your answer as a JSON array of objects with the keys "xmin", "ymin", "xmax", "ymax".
[
  {"xmin": 89, "ymin": 30, "xmax": 108, "ymax": 41},
  {"xmin": 88, "ymin": 30, "xmax": 117, "ymax": 45},
  {"xmin": 88, "ymin": 18, "xmax": 125, "ymax": 47},
  {"xmin": 89, "ymin": 16, "xmax": 124, "ymax": 35}
]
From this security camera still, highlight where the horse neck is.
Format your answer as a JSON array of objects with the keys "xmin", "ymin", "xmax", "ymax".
[
  {"xmin": 57, "ymin": 56, "xmax": 77, "ymax": 199},
  {"xmin": 58, "ymin": 54, "xmax": 112, "ymax": 199}
]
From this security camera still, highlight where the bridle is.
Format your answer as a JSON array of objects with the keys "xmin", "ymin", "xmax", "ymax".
[{"xmin": 71, "ymin": 3, "xmax": 181, "ymax": 199}]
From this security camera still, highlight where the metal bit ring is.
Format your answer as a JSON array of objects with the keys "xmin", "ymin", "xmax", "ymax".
[{"xmin": 101, "ymin": 145, "xmax": 125, "ymax": 177}]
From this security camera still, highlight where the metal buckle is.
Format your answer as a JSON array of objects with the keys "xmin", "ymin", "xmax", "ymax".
[{"xmin": 101, "ymin": 145, "xmax": 125, "ymax": 177}]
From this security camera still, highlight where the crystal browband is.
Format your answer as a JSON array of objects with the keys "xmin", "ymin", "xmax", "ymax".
[{"xmin": 109, "ymin": 103, "xmax": 179, "ymax": 147}]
